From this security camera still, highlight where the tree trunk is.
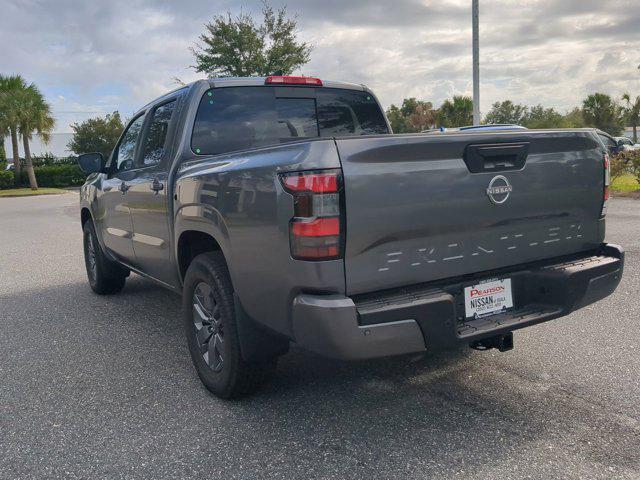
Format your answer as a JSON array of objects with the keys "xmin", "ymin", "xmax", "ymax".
[
  {"xmin": 22, "ymin": 134, "xmax": 38, "ymax": 190},
  {"xmin": 10, "ymin": 127, "xmax": 21, "ymax": 187}
]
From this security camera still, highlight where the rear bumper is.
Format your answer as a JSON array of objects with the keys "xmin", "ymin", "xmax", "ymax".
[{"xmin": 291, "ymin": 244, "xmax": 624, "ymax": 360}]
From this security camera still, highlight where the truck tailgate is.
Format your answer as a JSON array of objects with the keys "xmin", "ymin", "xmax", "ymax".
[{"xmin": 337, "ymin": 131, "xmax": 605, "ymax": 295}]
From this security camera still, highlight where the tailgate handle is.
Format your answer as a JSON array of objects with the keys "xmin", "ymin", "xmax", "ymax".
[{"xmin": 464, "ymin": 142, "xmax": 530, "ymax": 173}]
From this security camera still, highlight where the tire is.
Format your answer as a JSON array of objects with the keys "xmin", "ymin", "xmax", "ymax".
[
  {"xmin": 83, "ymin": 220, "xmax": 128, "ymax": 295},
  {"xmin": 183, "ymin": 252, "xmax": 276, "ymax": 399}
]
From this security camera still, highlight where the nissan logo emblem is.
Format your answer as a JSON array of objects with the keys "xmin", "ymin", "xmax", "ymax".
[{"xmin": 486, "ymin": 175, "xmax": 512, "ymax": 204}]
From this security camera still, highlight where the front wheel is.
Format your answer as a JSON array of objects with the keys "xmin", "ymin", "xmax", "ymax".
[
  {"xmin": 183, "ymin": 252, "xmax": 276, "ymax": 399},
  {"xmin": 83, "ymin": 221, "xmax": 128, "ymax": 295}
]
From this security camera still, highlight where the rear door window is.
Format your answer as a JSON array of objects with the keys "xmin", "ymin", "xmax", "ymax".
[
  {"xmin": 191, "ymin": 86, "xmax": 388, "ymax": 156},
  {"xmin": 141, "ymin": 99, "xmax": 176, "ymax": 166}
]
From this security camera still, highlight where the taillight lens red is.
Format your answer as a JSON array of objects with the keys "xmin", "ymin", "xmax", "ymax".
[
  {"xmin": 279, "ymin": 170, "xmax": 343, "ymax": 261},
  {"xmin": 265, "ymin": 76, "xmax": 323, "ymax": 86},
  {"xmin": 291, "ymin": 217, "xmax": 340, "ymax": 237},
  {"xmin": 281, "ymin": 173, "xmax": 338, "ymax": 193},
  {"xmin": 601, "ymin": 154, "xmax": 610, "ymax": 217}
]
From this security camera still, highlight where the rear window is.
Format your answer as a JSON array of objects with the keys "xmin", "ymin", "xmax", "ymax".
[{"xmin": 191, "ymin": 86, "xmax": 388, "ymax": 156}]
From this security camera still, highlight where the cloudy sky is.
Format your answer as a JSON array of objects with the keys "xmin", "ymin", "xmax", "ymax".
[{"xmin": 2, "ymin": 0, "xmax": 640, "ymax": 153}]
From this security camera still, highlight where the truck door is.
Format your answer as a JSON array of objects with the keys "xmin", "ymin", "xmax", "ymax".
[
  {"xmin": 127, "ymin": 97, "xmax": 179, "ymax": 288},
  {"xmin": 98, "ymin": 113, "xmax": 146, "ymax": 263}
]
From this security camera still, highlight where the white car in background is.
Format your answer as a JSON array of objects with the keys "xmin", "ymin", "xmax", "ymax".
[{"xmin": 615, "ymin": 136, "xmax": 640, "ymax": 151}]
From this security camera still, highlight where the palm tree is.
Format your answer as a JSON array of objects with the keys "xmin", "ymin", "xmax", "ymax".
[
  {"xmin": 438, "ymin": 95, "xmax": 474, "ymax": 128},
  {"xmin": 622, "ymin": 93, "xmax": 640, "ymax": 143},
  {"xmin": 0, "ymin": 121, "xmax": 7, "ymax": 162},
  {"xmin": 0, "ymin": 75, "xmax": 54, "ymax": 189},
  {"xmin": 582, "ymin": 93, "xmax": 624, "ymax": 136},
  {"xmin": 0, "ymin": 74, "xmax": 28, "ymax": 186},
  {"xmin": 17, "ymin": 84, "xmax": 55, "ymax": 190}
]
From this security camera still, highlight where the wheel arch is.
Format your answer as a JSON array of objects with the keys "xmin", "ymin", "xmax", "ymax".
[
  {"xmin": 176, "ymin": 229, "xmax": 225, "ymax": 283},
  {"xmin": 80, "ymin": 207, "xmax": 93, "ymax": 228}
]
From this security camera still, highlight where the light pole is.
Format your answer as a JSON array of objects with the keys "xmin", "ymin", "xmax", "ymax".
[{"xmin": 472, "ymin": 0, "xmax": 481, "ymax": 125}]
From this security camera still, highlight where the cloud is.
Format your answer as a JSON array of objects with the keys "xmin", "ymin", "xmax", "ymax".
[{"xmin": 1, "ymin": 0, "xmax": 639, "ymax": 139}]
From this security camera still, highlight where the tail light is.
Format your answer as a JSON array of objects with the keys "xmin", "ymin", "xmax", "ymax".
[
  {"xmin": 601, "ymin": 153, "xmax": 610, "ymax": 217},
  {"xmin": 265, "ymin": 76, "xmax": 323, "ymax": 86},
  {"xmin": 279, "ymin": 169, "xmax": 343, "ymax": 260}
]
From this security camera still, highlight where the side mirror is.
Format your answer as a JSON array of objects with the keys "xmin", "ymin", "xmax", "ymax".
[{"xmin": 78, "ymin": 152, "xmax": 106, "ymax": 174}]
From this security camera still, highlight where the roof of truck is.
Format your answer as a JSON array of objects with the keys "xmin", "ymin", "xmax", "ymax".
[
  {"xmin": 136, "ymin": 77, "xmax": 372, "ymax": 120},
  {"xmin": 206, "ymin": 77, "xmax": 367, "ymax": 91}
]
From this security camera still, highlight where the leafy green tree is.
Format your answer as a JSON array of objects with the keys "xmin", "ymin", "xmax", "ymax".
[
  {"xmin": 191, "ymin": 3, "xmax": 311, "ymax": 77},
  {"xmin": 485, "ymin": 100, "xmax": 528, "ymax": 125},
  {"xmin": 0, "ymin": 139, "xmax": 5, "ymax": 161},
  {"xmin": 622, "ymin": 93, "xmax": 640, "ymax": 143},
  {"xmin": 385, "ymin": 104, "xmax": 405, "ymax": 133},
  {"xmin": 438, "ymin": 96, "xmax": 473, "ymax": 128},
  {"xmin": 582, "ymin": 93, "xmax": 624, "ymax": 136},
  {"xmin": 386, "ymin": 98, "xmax": 437, "ymax": 133},
  {"xmin": 408, "ymin": 101, "xmax": 438, "ymax": 132},
  {"xmin": 0, "ymin": 74, "xmax": 28, "ymax": 185},
  {"xmin": 523, "ymin": 105, "xmax": 566, "ymax": 129},
  {"xmin": 68, "ymin": 112, "xmax": 124, "ymax": 160},
  {"xmin": 563, "ymin": 107, "xmax": 586, "ymax": 128}
]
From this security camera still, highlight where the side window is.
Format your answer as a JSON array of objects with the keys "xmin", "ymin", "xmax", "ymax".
[
  {"xmin": 142, "ymin": 100, "xmax": 177, "ymax": 166},
  {"xmin": 115, "ymin": 115, "xmax": 145, "ymax": 172},
  {"xmin": 598, "ymin": 134, "xmax": 615, "ymax": 150}
]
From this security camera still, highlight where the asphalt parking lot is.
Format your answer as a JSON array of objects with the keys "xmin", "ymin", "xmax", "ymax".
[{"xmin": 0, "ymin": 193, "xmax": 638, "ymax": 479}]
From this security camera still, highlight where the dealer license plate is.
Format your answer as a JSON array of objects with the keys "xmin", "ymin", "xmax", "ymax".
[{"xmin": 464, "ymin": 278, "xmax": 514, "ymax": 319}]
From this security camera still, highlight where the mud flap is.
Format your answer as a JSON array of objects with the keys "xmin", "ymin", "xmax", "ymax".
[{"xmin": 234, "ymin": 293, "xmax": 290, "ymax": 362}]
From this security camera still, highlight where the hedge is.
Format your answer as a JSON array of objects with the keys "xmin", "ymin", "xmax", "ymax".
[
  {"xmin": 611, "ymin": 149, "xmax": 640, "ymax": 185},
  {"xmin": 0, "ymin": 169, "xmax": 13, "ymax": 189},
  {"xmin": 17, "ymin": 164, "xmax": 86, "ymax": 189},
  {"xmin": 31, "ymin": 154, "xmax": 78, "ymax": 167}
]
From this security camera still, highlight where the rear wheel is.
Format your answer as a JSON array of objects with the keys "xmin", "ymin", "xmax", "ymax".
[
  {"xmin": 183, "ymin": 252, "xmax": 276, "ymax": 398},
  {"xmin": 83, "ymin": 221, "xmax": 128, "ymax": 295}
]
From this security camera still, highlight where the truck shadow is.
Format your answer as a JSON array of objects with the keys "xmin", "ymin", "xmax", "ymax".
[{"xmin": 3, "ymin": 276, "xmax": 636, "ymax": 477}]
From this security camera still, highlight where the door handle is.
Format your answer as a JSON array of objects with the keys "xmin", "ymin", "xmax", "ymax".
[
  {"xmin": 150, "ymin": 179, "xmax": 164, "ymax": 194},
  {"xmin": 464, "ymin": 142, "xmax": 530, "ymax": 173},
  {"xmin": 119, "ymin": 181, "xmax": 130, "ymax": 194}
]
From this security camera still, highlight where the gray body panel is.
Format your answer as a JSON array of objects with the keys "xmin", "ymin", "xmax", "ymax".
[
  {"xmin": 174, "ymin": 139, "xmax": 345, "ymax": 337},
  {"xmin": 127, "ymin": 166, "xmax": 174, "ymax": 286},
  {"xmin": 79, "ymin": 78, "xmax": 609, "ymax": 344},
  {"xmin": 337, "ymin": 130, "xmax": 605, "ymax": 295},
  {"xmin": 96, "ymin": 172, "xmax": 136, "ymax": 261}
]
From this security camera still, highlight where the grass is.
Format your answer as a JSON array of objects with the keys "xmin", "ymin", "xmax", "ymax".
[
  {"xmin": 611, "ymin": 173, "xmax": 640, "ymax": 193},
  {"xmin": 0, "ymin": 187, "xmax": 70, "ymax": 197}
]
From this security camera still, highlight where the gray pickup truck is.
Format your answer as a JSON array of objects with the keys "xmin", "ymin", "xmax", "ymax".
[{"xmin": 78, "ymin": 76, "xmax": 624, "ymax": 398}]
